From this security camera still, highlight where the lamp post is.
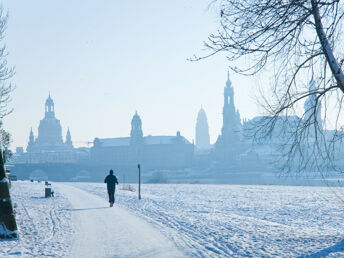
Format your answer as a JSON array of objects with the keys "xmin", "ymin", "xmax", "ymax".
[{"xmin": 138, "ymin": 164, "xmax": 141, "ymax": 200}]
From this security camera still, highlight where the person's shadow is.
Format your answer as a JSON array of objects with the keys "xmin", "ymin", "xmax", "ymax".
[{"xmin": 62, "ymin": 207, "xmax": 109, "ymax": 212}]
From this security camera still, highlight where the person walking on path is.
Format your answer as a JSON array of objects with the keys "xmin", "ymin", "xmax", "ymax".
[{"xmin": 104, "ymin": 169, "xmax": 119, "ymax": 207}]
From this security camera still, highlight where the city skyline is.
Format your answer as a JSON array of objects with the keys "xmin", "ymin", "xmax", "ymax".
[
  {"xmin": 20, "ymin": 89, "xmax": 231, "ymax": 149},
  {"xmin": 1, "ymin": 0, "xmax": 259, "ymax": 150}
]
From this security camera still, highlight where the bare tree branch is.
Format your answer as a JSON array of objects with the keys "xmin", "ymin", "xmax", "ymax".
[{"xmin": 196, "ymin": 0, "xmax": 344, "ymax": 174}]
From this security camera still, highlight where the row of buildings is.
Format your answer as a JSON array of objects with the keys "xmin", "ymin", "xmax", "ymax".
[
  {"xmin": 10, "ymin": 72, "xmax": 327, "ymax": 183},
  {"xmin": 15, "ymin": 95, "xmax": 194, "ymax": 169}
]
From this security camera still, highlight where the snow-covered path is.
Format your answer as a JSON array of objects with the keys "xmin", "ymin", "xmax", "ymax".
[
  {"xmin": 3, "ymin": 181, "xmax": 344, "ymax": 257},
  {"xmin": 58, "ymin": 184, "xmax": 182, "ymax": 258}
]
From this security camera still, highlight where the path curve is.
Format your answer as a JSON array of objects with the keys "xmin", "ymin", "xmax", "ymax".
[{"xmin": 56, "ymin": 183, "xmax": 182, "ymax": 258}]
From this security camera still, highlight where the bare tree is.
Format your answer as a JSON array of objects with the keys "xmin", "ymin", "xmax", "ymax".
[
  {"xmin": 194, "ymin": 0, "xmax": 344, "ymax": 174},
  {"xmin": 0, "ymin": 5, "xmax": 17, "ymax": 239},
  {"xmin": 0, "ymin": 6, "xmax": 14, "ymax": 148}
]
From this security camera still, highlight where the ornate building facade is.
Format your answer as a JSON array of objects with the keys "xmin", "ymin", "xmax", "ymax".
[
  {"xmin": 91, "ymin": 112, "xmax": 194, "ymax": 169},
  {"xmin": 10, "ymin": 94, "xmax": 86, "ymax": 165}
]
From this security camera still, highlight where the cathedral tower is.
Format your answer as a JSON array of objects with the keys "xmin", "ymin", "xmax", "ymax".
[
  {"xmin": 215, "ymin": 72, "xmax": 242, "ymax": 161},
  {"xmin": 221, "ymin": 72, "xmax": 241, "ymax": 138},
  {"xmin": 130, "ymin": 111, "xmax": 143, "ymax": 145},
  {"xmin": 195, "ymin": 106, "xmax": 211, "ymax": 150}
]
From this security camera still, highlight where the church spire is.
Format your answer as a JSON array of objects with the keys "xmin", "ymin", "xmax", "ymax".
[
  {"xmin": 226, "ymin": 70, "xmax": 232, "ymax": 87},
  {"xmin": 29, "ymin": 128, "xmax": 34, "ymax": 143},
  {"xmin": 26, "ymin": 128, "xmax": 35, "ymax": 152},
  {"xmin": 65, "ymin": 127, "xmax": 73, "ymax": 147},
  {"xmin": 224, "ymin": 71, "xmax": 234, "ymax": 106}
]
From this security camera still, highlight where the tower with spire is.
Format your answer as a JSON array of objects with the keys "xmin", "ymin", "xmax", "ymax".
[
  {"xmin": 195, "ymin": 106, "xmax": 211, "ymax": 150},
  {"xmin": 215, "ymin": 72, "xmax": 242, "ymax": 162},
  {"xmin": 45, "ymin": 93, "xmax": 55, "ymax": 118},
  {"xmin": 65, "ymin": 128, "xmax": 73, "ymax": 149},
  {"xmin": 26, "ymin": 128, "xmax": 35, "ymax": 152},
  {"xmin": 130, "ymin": 111, "xmax": 143, "ymax": 145}
]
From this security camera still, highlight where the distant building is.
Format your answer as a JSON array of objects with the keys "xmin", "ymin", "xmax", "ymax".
[
  {"xmin": 242, "ymin": 77, "xmax": 324, "ymax": 168},
  {"xmin": 91, "ymin": 112, "xmax": 194, "ymax": 169},
  {"xmin": 243, "ymin": 76, "xmax": 322, "ymax": 147},
  {"xmin": 304, "ymin": 76, "xmax": 322, "ymax": 131},
  {"xmin": 12, "ymin": 94, "xmax": 87, "ymax": 165},
  {"xmin": 214, "ymin": 72, "xmax": 242, "ymax": 162},
  {"xmin": 27, "ymin": 94, "xmax": 73, "ymax": 152},
  {"xmin": 195, "ymin": 106, "xmax": 211, "ymax": 150},
  {"xmin": 12, "ymin": 73, "xmax": 343, "ymax": 183}
]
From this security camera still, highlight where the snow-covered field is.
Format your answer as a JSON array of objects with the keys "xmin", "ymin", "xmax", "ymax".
[
  {"xmin": 1, "ymin": 181, "xmax": 73, "ymax": 256},
  {"xmin": 2, "ymin": 181, "xmax": 344, "ymax": 257}
]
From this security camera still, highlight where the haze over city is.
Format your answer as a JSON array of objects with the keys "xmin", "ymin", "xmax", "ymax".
[
  {"xmin": 2, "ymin": 0, "xmax": 259, "ymax": 150},
  {"xmin": 3, "ymin": 1, "xmax": 344, "ymax": 257}
]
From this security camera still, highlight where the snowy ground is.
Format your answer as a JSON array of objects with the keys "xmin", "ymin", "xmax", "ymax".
[
  {"xmin": 2, "ymin": 181, "xmax": 344, "ymax": 257},
  {"xmin": 62, "ymin": 183, "xmax": 181, "ymax": 258},
  {"xmin": 1, "ymin": 181, "xmax": 73, "ymax": 256}
]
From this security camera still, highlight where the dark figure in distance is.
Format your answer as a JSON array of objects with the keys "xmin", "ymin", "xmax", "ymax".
[{"xmin": 104, "ymin": 169, "xmax": 119, "ymax": 207}]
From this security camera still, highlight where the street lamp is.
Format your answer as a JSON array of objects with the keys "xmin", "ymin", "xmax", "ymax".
[{"xmin": 138, "ymin": 164, "xmax": 141, "ymax": 200}]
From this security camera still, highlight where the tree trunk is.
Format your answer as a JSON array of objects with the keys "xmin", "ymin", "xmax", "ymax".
[
  {"xmin": 0, "ymin": 142, "xmax": 17, "ymax": 238},
  {"xmin": 311, "ymin": 0, "xmax": 344, "ymax": 93}
]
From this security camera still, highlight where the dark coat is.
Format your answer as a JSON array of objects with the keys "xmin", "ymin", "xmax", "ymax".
[{"xmin": 104, "ymin": 174, "xmax": 119, "ymax": 189}]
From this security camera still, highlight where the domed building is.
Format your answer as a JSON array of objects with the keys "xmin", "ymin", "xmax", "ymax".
[
  {"xmin": 91, "ymin": 111, "xmax": 194, "ymax": 169},
  {"xmin": 26, "ymin": 94, "xmax": 74, "ymax": 153}
]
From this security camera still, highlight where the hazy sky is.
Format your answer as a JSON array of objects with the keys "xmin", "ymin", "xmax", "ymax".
[{"xmin": 2, "ymin": 0, "xmax": 258, "ymax": 149}]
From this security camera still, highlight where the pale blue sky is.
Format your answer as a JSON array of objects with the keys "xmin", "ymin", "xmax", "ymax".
[{"xmin": 2, "ymin": 0, "xmax": 257, "ymax": 149}]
